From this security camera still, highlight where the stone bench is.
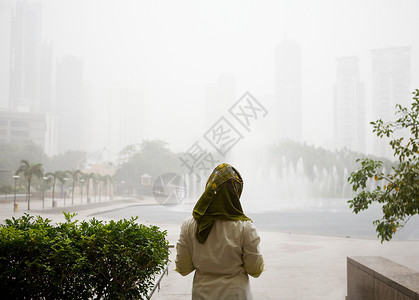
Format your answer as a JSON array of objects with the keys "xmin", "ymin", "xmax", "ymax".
[{"xmin": 347, "ymin": 256, "xmax": 419, "ymax": 300}]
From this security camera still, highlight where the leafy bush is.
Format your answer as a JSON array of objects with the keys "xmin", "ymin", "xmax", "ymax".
[
  {"xmin": 349, "ymin": 89, "xmax": 419, "ymax": 241},
  {"xmin": 0, "ymin": 213, "xmax": 169, "ymax": 299}
]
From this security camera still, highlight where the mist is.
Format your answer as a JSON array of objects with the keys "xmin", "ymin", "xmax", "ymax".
[
  {"xmin": 0, "ymin": 0, "xmax": 419, "ymax": 213},
  {"xmin": 1, "ymin": 0, "xmax": 418, "ymax": 152}
]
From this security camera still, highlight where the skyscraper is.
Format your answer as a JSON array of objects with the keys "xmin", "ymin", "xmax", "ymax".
[
  {"xmin": 39, "ymin": 41, "xmax": 53, "ymax": 112},
  {"xmin": 371, "ymin": 47, "xmax": 411, "ymax": 158},
  {"xmin": 333, "ymin": 56, "xmax": 365, "ymax": 153},
  {"xmin": 55, "ymin": 55, "xmax": 86, "ymax": 153},
  {"xmin": 9, "ymin": 1, "xmax": 43, "ymax": 111},
  {"xmin": 107, "ymin": 83, "xmax": 145, "ymax": 153},
  {"xmin": 7, "ymin": 1, "xmax": 56, "ymax": 156},
  {"xmin": 275, "ymin": 39, "xmax": 302, "ymax": 142}
]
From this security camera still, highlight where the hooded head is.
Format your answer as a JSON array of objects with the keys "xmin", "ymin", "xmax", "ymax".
[{"xmin": 192, "ymin": 163, "xmax": 250, "ymax": 243}]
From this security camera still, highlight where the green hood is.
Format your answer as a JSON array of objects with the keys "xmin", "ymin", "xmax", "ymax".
[{"xmin": 192, "ymin": 163, "xmax": 251, "ymax": 243}]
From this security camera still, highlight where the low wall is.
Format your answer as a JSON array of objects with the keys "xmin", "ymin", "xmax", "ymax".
[{"xmin": 347, "ymin": 256, "xmax": 419, "ymax": 300}]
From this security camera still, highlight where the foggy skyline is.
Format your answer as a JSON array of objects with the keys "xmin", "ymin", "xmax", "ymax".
[{"xmin": 1, "ymin": 0, "xmax": 418, "ymax": 156}]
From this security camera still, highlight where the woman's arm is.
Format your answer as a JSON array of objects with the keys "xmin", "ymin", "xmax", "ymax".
[
  {"xmin": 175, "ymin": 219, "xmax": 195, "ymax": 276},
  {"xmin": 242, "ymin": 222, "xmax": 264, "ymax": 278}
]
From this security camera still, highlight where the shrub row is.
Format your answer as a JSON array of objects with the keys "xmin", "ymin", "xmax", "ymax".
[{"xmin": 0, "ymin": 213, "xmax": 169, "ymax": 299}]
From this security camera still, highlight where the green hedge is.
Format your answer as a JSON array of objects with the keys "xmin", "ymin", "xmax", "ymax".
[{"xmin": 0, "ymin": 213, "xmax": 169, "ymax": 299}]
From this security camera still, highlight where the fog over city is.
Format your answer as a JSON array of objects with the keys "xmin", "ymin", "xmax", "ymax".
[
  {"xmin": 1, "ymin": 0, "xmax": 419, "ymax": 219},
  {"xmin": 1, "ymin": 0, "xmax": 418, "ymax": 153}
]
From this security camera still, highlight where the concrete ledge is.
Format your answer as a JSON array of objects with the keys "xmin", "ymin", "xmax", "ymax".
[{"xmin": 347, "ymin": 256, "xmax": 419, "ymax": 300}]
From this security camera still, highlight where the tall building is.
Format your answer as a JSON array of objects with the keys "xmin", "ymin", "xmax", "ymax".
[
  {"xmin": 6, "ymin": 1, "xmax": 56, "ymax": 156},
  {"xmin": 333, "ymin": 56, "xmax": 365, "ymax": 153},
  {"xmin": 107, "ymin": 83, "xmax": 145, "ymax": 153},
  {"xmin": 55, "ymin": 55, "xmax": 86, "ymax": 153},
  {"xmin": 0, "ymin": 1, "xmax": 14, "ymax": 108},
  {"xmin": 371, "ymin": 47, "xmax": 411, "ymax": 158},
  {"xmin": 39, "ymin": 41, "xmax": 53, "ymax": 112},
  {"xmin": 275, "ymin": 39, "xmax": 302, "ymax": 142},
  {"xmin": 9, "ymin": 1, "xmax": 44, "ymax": 111}
]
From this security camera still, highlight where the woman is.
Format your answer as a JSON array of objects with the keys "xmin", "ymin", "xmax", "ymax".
[{"xmin": 175, "ymin": 163, "xmax": 264, "ymax": 300}]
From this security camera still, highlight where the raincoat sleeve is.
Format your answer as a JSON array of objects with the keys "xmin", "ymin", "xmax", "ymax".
[
  {"xmin": 242, "ymin": 222, "xmax": 264, "ymax": 278},
  {"xmin": 175, "ymin": 219, "xmax": 195, "ymax": 276}
]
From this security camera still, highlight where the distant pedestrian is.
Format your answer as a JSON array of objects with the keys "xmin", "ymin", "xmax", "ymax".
[{"xmin": 175, "ymin": 163, "xmax": 264, "ymax": 300}]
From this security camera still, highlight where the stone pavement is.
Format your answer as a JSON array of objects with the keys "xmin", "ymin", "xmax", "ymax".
[{"xmin": 1, "ymin": 197, "xmax": 419, "ymax": 300}]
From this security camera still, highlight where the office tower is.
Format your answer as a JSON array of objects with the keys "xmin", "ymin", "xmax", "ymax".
[
  {"xmin": 0, "ymin": 1, "xmax": 14, "ymax": 108},
  {"xmin": 9, "ymin": 1, "xmax": 43, "ymax": 111},
  {"xmin": 39, "ymin": 41, "xmax": 53, "ymax": 112},
  {"xmin": 56, "ymin": 55, "xmax": 86, "ymax": 153},
  {"xmin": 371, "ymin": 47, "xmax": 411, "ymax": 158},
  {"xmin": 333, "ymin": 56, "xmax": 365, "ymax": 153},
  {"xmin": 107, "ymin": 83, "xmax": 144, "ymax": 152},
  {"xmin": 275, "ymin": 39, "xmax": 302, "ymax": 142}
]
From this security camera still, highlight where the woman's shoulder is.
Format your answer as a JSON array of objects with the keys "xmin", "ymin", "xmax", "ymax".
[
  {"xmin": 216, "ymin": 219, "xmax": 254, "ymax": 230},
  {"xmin": 181, "ymin": 216, "xmax": 196, "ymax": 230}
]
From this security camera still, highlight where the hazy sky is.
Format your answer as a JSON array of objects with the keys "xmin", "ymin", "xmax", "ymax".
[{"xmin": 1, "ymin": 0, "xmax": 418, "ymax": 154}]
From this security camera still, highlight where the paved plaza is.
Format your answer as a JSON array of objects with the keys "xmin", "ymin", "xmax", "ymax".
[{"xmin": 1, "ymin": 197, "xmax": 419, "ymax": 300}]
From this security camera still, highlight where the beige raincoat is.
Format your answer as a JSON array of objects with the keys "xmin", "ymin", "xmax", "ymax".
[{"xmin": 175, "ymin": 163, "xmax": 264, "ymax": 299}]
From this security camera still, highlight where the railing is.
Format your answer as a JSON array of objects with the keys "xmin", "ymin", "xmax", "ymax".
[{"xmin": 147, "ymin": 244, "xmax": 175, "ymax": 300}]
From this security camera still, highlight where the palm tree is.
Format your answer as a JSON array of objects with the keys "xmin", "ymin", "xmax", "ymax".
[
  {"xmin": 16, "ymin": 160, "xmax": 44, "ymax": 210},
  {"xmin": 45, "ymin": 170, "xmax": 66, "ymax": 207},
  {"xmin": 68, "ymin": 169, "xmax": 82, "ymax": 205},
  {"xmin": 84, "ymin": 173, "xmax": 95, "ymax": 203}
]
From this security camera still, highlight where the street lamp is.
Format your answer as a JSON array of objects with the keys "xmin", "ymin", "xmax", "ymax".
[
  {"xmin": 12, "ymin": 175, "xmax": 19, "ymax": 212},
  {"xmin": 63, "ymin": 177, "xmax": 68, "ymax": 206},
  {"xmin": 42, "ymin": 176, "xmax": 48, "ymax": 209},
  {"xmin": 80, "ymin": 179, "xmax": 85, "ymax": 204}
]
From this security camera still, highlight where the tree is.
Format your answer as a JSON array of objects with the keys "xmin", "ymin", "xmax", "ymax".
[
  {"xmin": 68, "ymin": 169, "xmax": 82, "ymax": 205},
  {"xmin": 45, "ymin": 171, "xmax": 66, "ymax": 207},
  {"xmin": 348, "ymin": 89, "xmax": 419, "ymax": 242},
  {"xmin": 0, "ymin": 142, "xmax": 47, "ymax": 185},
  {"xmin": 43, "ymin": 150, "xmax": 86, "ymax": 172},
  {"xmin": 16, "ymin": 160, "xmax": 44, "ymax": 210},
  {"xmin": 115, "ymin": 140, "xmax": 182, "ymax": 194}
]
